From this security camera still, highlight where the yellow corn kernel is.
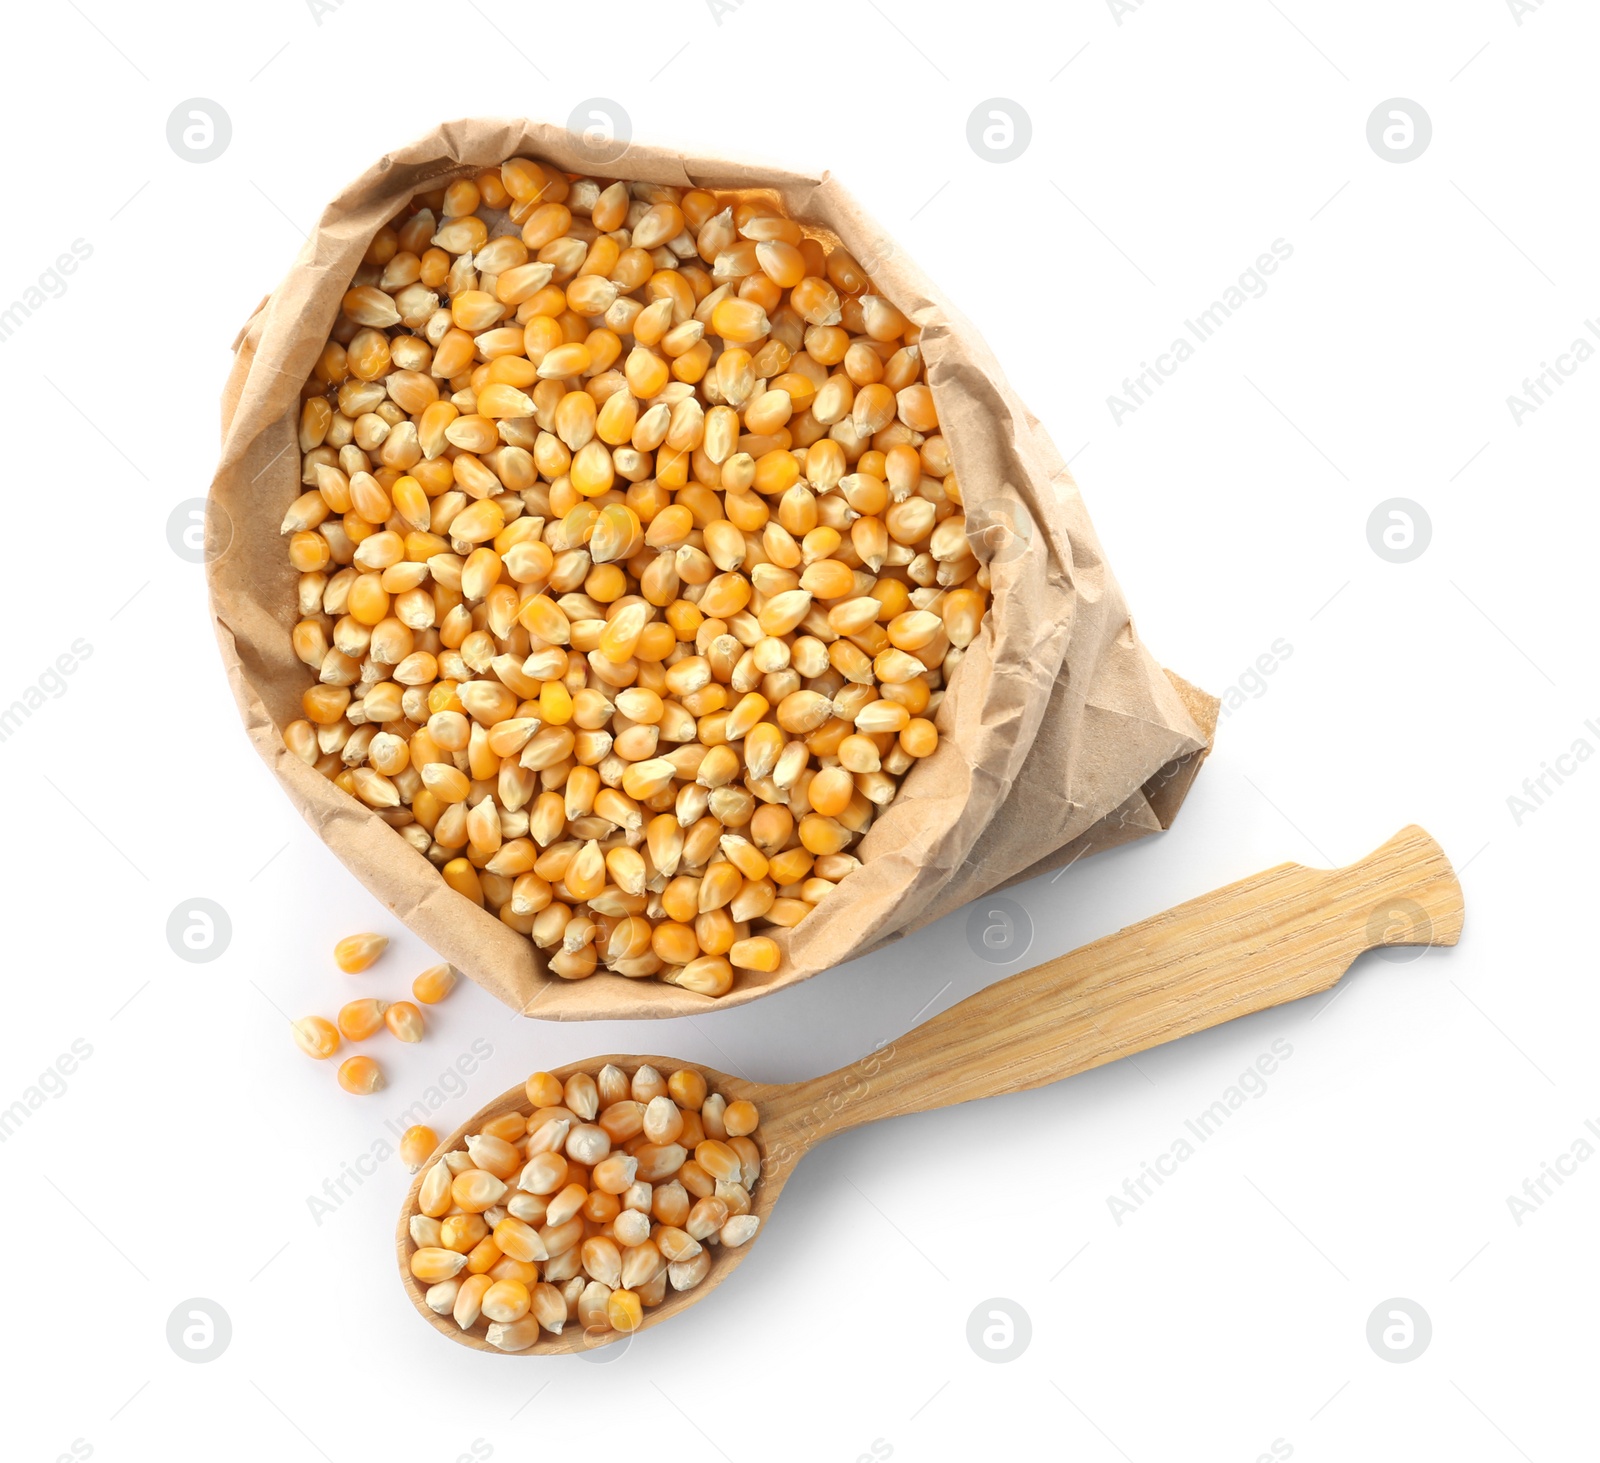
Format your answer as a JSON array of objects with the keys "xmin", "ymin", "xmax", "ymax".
[
  {"xmin": 334, "ymin": 932, "xmax": 388, "ymax": 973},
  {"xmin": 302, "ymin": 684, "xmax": 350, "ymax": 725},
  {"xmin": 400, "ymin": 1125, "xmax": 438, "ymax": 1171},
  {"xmin": 798, "ymin": 813, "xmax": 852, "ymax": 856},
  {"xmin": 291, "ymin": 1016, "xmax": 340, "ymax": 1060},
  {"xmin": 338, "ymin": 1054, "xmax": 384, "ymax": 1095},
  {"xmin": 669, "ymin": 956, "xmax": 734, "ymax": 998},
  {"xmin": 417, "ymin": 1160, "xmax": 453, "ymax": 1218},
  {"xmin": 441, "ymin": 1213, "xmax": 488, "ymax": 1254},
  {"xmin": 537, "ymin": 341, "xmax": 592, "ymax": 379},
  {"xmin": 790, "ymin": 276, "xmax": 841, "ymax": 326},
  {"xmin": 385, "ymin": 1001, "xmax": 425, "ymax": 1043},
  {"xmin": 657, "ymin": 1073, "xmax": 702, "ymax": 1118},
  {"xmin": 901, "ymin": 718, "xmax": 939, "ymax": 757},
  {"xmin": 337, "ymin": 998, "xmax": 389, "ymax": 1042},
  {"xmin": 443, "ymin": 858, "xmax": 485, "ymax": 906},
  {"xmin": 466, "ymin": 1234, "xmax": 504, "ymax": 1274},
  {"xmin": 606, "ymin": 1289, "xmax": 643, "ymax": 1332},
  {"xmin": 410, "ymin": 963, "xmax": 456, "ymax": 1005},
  {"xmin": 694, "ymin": 1139, "xmax": 742, "ymax": 1183},
  {"xmin": 494, "ymin": 1216, "xmax": 549, "ymax": 1265},
  {"xmin": 697, "ymin": 860, "xmax": 741, "ymax": 913},
  {"xmin": 729, "ymin": 937, "xmax": 781, "ymax": 973},
  {"xmin": 483, "ymin": 1111, "xmax": 529, "ymax": 1143},
  {"xmin": 452, "ymin": 1272, "xmax": 493, "ymax": 1329},
  {"xmin": 410, "ymin": 1247, "xmax": 467, "ymax": 1283},
  {"xmin": 468, "ymin": 1127, "xmax": 527, "ymax": 1176},
  {"xmin": 710, "ymin": 297, "xmax": 770, "ymax": 344},
  {"xmin": 452, "ymin": 1169, "xmax": 508, "ymax": 1213}
]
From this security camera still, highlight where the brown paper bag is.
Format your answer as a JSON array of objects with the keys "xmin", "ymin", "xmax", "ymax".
[{"xmin": 207, "ymin": 118, "xmax": 1216, "ymax": 1020}]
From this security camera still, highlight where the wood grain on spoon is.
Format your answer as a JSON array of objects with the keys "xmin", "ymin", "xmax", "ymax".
[{"xmin": 398, "ymin": 825, "xmax": 1464, "ymax": 1353}]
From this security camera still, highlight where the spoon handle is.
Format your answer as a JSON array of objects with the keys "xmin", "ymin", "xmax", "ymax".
[{"xmin": 773, "ymin": 826, "xmax": 1462, "ymax": 1147}]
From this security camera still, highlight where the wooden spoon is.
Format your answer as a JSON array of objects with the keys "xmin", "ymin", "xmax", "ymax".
[{"xmin": 397, "ymin": 824, "xmax": 1463, "ymax": 1353}]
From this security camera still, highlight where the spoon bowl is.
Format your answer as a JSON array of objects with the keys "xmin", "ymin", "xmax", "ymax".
[
  {"xmin": 396, "ymin": 1055, "xmax": 797, "ymax": 1355},
  {"xmin": 398, "ymin": 825, "xmax": 1465, "ymax": 1353}
]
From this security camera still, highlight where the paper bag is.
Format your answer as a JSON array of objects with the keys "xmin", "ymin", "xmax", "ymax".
[{"xmin": 208, "ymin": 118, "xmax": 1216, "ymax": 1019}]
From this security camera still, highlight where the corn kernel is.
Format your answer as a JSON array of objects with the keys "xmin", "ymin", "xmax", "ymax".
[
  {"xmin": 400, "ymin": 1125, "xmax": 438, "ymax": 1171},
  {"xmin": 412, "ymin": 963, "xmax": 457, "ymax": 1004},
  {"xmin": 378, "ymin": 1001, "xmax": 421, "ymax": 1043},
  {"xmin": 337, "ymin": 998, "xmax": 389, "ymax": 1041},
  {"xmin": 291, "ymin": 1015, "xmax": 340, "ymax": 1060},
  {"xmin": 338, "ymin": 1054, "xmax": 383, "ymax": 1095},
  {"xmin": 334, "ymin": 931, "xmax": 388, "ymax": 973}
]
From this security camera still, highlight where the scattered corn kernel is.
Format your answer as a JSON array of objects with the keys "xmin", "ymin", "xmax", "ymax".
[
  {"xmin": 337, "ymin": 997, "xmax": 389, "ymax": 1042},
  {"xmin": 400, "ymin": 1125, "xmax": 439, "ymax": 1171},
  {"xmin": 412, "ymin": 963, "xmax": 457, "ymax": 1004},
  {"xmin": 335, "ymin": 932, "xmax": 389, "ymax": 973},
  {"xmin": 291, "ymin": 1015, "xmax": 340, "ymax": 1060},
  {"xmin": 385, "ymin": 1000, "xmax": 425, "ymax": 1042},
  {"xmin": 338, "ymin": 1054, "xmax": 384, "ymax": 1095}
]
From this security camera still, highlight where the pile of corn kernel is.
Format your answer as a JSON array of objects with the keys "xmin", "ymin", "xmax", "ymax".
[
  {"xmin": 281, "ymin": 156, "xmax": 988, "ymax": 997},
  {"xmin": 407, "ymin": 1064, "xmax": 760, "ymax": 1349},
  {"xmin": 291, "ymin": 932, "xmax": 458, "ymax": 1094}
]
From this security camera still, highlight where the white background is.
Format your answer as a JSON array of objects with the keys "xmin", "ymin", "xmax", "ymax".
[{"xmin": 2, "ymin": 1, "xmax": 1594, "ymax": 1459}]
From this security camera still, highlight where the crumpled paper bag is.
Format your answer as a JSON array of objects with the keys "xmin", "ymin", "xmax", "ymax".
[{"xmin": 208, "ymin": 118, "xmax": 1216, "ymax": 1019}]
